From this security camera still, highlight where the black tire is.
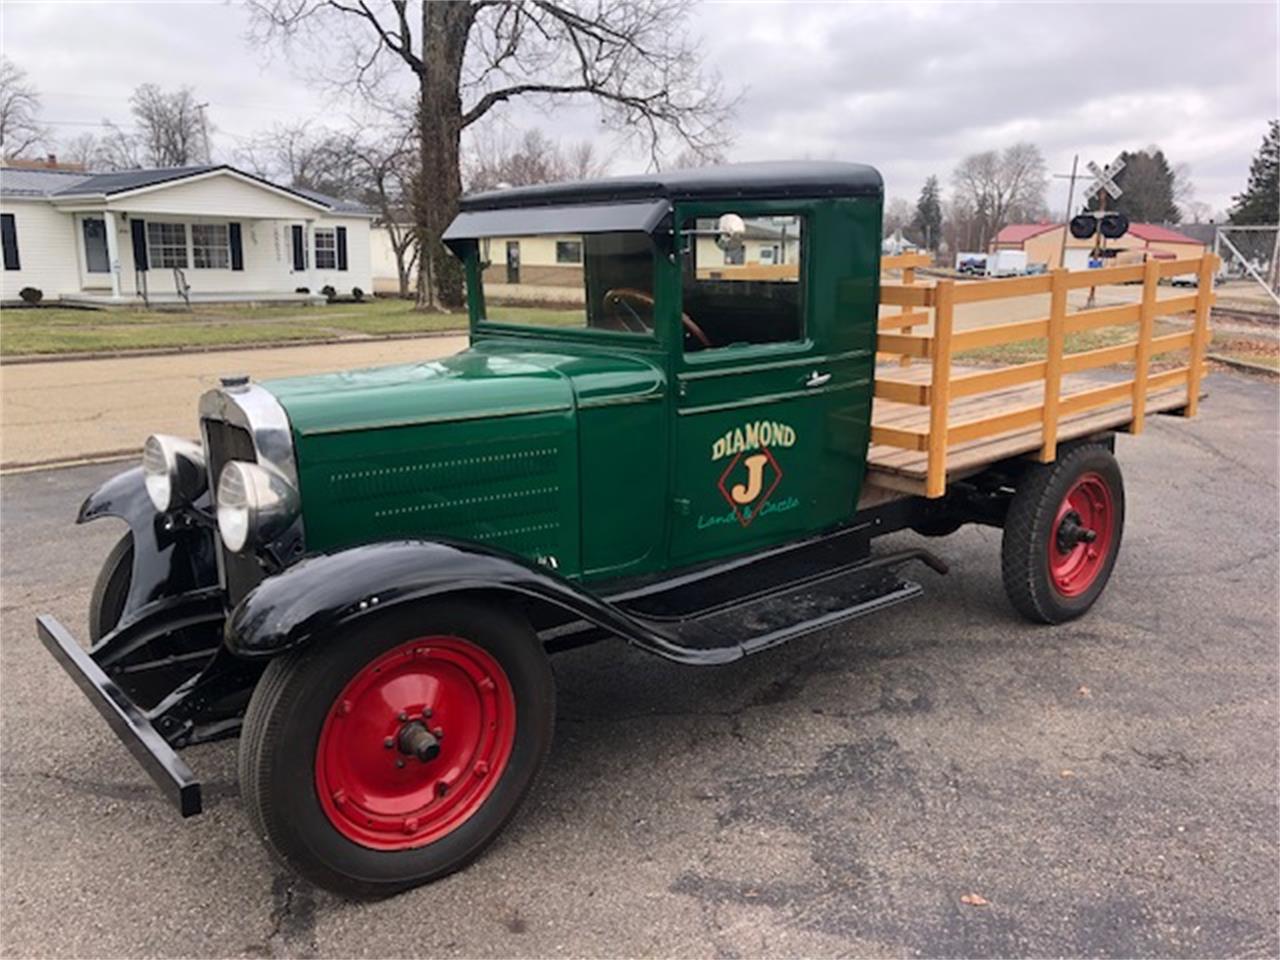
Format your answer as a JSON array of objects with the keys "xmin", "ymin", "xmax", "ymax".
[
  {"xmin": 1001, "ymin": 443, "xmax": 1125, "ymax": 624},
  {"xmin": 89, "ymin": 532, "xmax": 134, "ymax": 642},
  {"xmin": 238, "ymin": 598, "xmax": 554, "ymax": 898}
]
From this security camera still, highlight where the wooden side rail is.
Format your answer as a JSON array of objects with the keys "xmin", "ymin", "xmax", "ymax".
[
  {"xmin": 878, "ymin": 252, "xmax": 933, "ymax": 367},
  {"xmin": 870, "ymin": 253, "xmax": 1219, "ymax": 498}
]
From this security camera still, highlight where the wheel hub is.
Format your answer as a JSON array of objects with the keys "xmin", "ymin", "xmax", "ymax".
[
  {"xmin": 1048, "ymin": 473, "xmax": 1115, "ymax": 598},
  {"xmin": 314, "ymin": 636, "xmax": 516, "ymax": 851}
]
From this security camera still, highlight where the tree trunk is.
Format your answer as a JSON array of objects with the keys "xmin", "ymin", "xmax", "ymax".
[{"xmin": 413, "ymin": 1, "xmax": 473, "ymax": 311}]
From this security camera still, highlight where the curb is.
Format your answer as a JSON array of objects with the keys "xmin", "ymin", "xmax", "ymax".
[
  {"xmin": 1206, "ymin": 353, "xmax": 1280, "ymax": 377},
  {"xmin": 1, "ymin": 450, "xmax": 137, "ymax": 476},
  {"xmin": 0, "ymin": 328, "xmax": 468, "ymax": 365}
]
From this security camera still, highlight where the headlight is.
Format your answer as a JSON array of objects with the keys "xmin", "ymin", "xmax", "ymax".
[
  {"xmin": 216, "ymin": 461, "xmax": 299, "ymax": 554},
  {"xmin": 142, "ymin": 435, "xmax": 207, "ymax": 511}
]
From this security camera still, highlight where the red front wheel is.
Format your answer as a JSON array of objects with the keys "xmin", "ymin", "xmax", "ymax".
[
  {"xmin": 1002, "ymin": 443, "xmax": 1125, "ymax": 624},
  {"xmin": 239, "ymin": 600, "xmax": 554, "ymax": 898}
]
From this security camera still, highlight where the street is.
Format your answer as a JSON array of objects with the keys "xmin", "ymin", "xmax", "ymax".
[{"xmin": 1, "ymin": 371, "xmax": 1276, "ymax": 958}]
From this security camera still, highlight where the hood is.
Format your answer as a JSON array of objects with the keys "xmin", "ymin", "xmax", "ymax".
[{"xmin": 264, "ymin": 346, "xmax": 575, "ymax": 437}]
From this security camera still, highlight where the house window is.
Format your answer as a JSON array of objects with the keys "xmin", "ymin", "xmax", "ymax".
[
  {"xmin": 555, "ymin": 240, "xmax": 582, "ymax": 264},
  {"xmin": 314, "ymin": 228, "xmax": 337, "ymax": 270},
  {"xmin": 192, "ymin": 223, "xmax": 230, "ymax": 269},
  {"xmin": 147, "ymin": 222, "xmax": 188, "ymax": 268}
]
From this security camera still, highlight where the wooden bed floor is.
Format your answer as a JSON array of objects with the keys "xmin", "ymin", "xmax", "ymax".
[{"xmin": 868, "ymin": 362, "xmax": 1188, "ymax": 491}]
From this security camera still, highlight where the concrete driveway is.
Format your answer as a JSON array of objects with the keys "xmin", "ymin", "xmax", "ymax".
[
  {"xmin": 1, "ymin": 372, "xmax": 1276, "ymax": 958},
  {"xmin": 0, "ymin": 335, "xmax": 468, "ymax": 470}
]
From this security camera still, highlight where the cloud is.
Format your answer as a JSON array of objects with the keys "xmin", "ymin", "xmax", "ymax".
[{"xmin": 3, "ymin": 0, "xmax": 1274, "ymax": 213}]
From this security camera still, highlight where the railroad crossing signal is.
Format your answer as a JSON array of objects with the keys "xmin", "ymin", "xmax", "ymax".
[{"xmin": 1084, "ymin": 157, "xmax": 1125, "ymax": 201}]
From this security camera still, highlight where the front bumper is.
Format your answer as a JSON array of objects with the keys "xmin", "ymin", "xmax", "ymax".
[{"xmin": 37, "ymin": 615, "xmax": 202, "ymax": 816}]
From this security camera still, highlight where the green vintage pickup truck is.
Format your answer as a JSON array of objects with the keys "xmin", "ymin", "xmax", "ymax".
[{"xmin": 40, "ymin": 162, "xmax": 1195, "ymax": 897}]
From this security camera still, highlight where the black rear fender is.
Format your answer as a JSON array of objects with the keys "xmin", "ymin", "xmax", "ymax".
[
  {"xmin": 78, "ymin": 466, "xmax": 219, "ymax": 621},
  {"xmin": 224, "ymin": 540, "xmax": 723, "ymax": 665}
]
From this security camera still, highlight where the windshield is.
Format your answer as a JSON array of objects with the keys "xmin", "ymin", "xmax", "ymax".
[{"xmin": 477, "ymin": 231, "xmax": 655, "ymax": 336}]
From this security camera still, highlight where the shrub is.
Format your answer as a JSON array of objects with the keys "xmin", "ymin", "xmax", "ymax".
[
  {"xmin": 320, "ymin": 284, "xmax": 337, "ymax": 302},
  {"xmin": 295, "ymin": 286, "xmax": 310, "ymax": 294},
  {"xmin": 18, "ymin": 287, "xmax": 43, "ymax": 304},
  {"xmin": 351, "ymin": 287, "xmax": 364, "ymax": 302}
]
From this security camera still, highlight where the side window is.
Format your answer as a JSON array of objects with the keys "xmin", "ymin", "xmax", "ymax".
[{"xmin": 681, "ymin": 214, "xmax": 803, "ymax": 352}]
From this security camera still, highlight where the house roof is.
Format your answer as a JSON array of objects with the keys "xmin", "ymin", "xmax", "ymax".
[
  {"xmin": 0, "ymin": 167, "xmax": 94, "ymax": 198},
  {"xmin": 1126, "ymin": 222, "xmax": 1201, "ymax": 245},
  {"xmin": 1, "ymin": 162, "xmax": 373, "ymax": 215},
  {"xmin": 992, "ymin": 222, "xmax": 1060, "ymax": 244},
  {"xmin": 460, "ymin": 161, "xmax": 883, "ymax": 211}
]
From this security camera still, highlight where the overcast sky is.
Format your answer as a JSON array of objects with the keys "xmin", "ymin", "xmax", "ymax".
[{"xmin": 3, "ymin": 0, "xmax": 1276, "ymax": 218}]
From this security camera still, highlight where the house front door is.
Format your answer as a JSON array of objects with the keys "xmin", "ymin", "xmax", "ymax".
[{"xmin": 82, "ymin": 218, "xmax": 110, "ymax": 275}]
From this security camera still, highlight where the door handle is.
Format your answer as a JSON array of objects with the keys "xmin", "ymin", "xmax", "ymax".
[{"xmin": 805, "ymin": 371, "xmax": 832, "ymax": 388}]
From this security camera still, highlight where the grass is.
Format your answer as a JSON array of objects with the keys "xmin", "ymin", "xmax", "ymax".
[
  {"xmin": 954, "ymin": 321, "xmax": 1184, "ymax": 366},
  {"xmin": 0, "ymin": 298, "xmax": 468, "ymax": 356}
]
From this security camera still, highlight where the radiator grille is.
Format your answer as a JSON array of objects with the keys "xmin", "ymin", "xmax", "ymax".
[{"xmin": 202, "ymin": 418, "xmax": 263, "ymax": 604}]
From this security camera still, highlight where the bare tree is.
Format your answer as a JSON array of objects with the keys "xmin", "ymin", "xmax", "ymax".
[
  {"xmin": 0, "ymin": 57, "xmax": 48, "ymax": 158},
  {"xmin": 235, "ymin": 121, "xmax": 364, "ymax": 197},
  {"xmin": 249, "ymin": 0, "xmax": 735, "ymax": 309},
  {"xmin": 350, "ymin": 129, "xmax": 419, "ymax": 298},
  {"xmin": 94, "ymin": 123, "xmax": 146, "ymax": 171},
  {"xmin": 951, "ymin": 143, "xmax": 1048, "ymax": 248},
  {"xmin": 464, "ymin": 125, "xmax": 608, "ymax": 191},
  {"xmin": 882, "ymin": 197, "xmax": 913, "ymax": 237},
  {"xmin": 129, "ymin": 84, "xmax": 212, "ymax": 167}
]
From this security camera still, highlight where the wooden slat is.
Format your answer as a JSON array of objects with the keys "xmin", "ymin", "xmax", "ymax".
[
  {"xmin": 1040, "ymin": 268, "xmax": 1068, "ymax": 462},
  {"xmin": 1150, "ymin": 330, "xmax": 1194, "ymax": 356},
  {"xmin": 1063, "ymin": 263, "xmax": 1145, "ymax": 288},
  {"xmin": 1153, "ymin": 293, "xmax": 1199, "ymax": 317},
  {"xmin": 1059, "ymin": 380, "xmax": 1134, "ymax": 416},
  {"xmin": 1187, "ymin": 254, "xmax": 1217, "ymax": 415},
  {"xmin": 948, "ymin": 402, "xmax": 1044, "ymax": 445},
  {"xmin": 871, "ymin": 423, "xmax": 929, "ymax": 451},
  {"xmin": 950, "ymin": 273, "xmax": 1054, "ymax": 303},
  {"xmin": 925, "ymin": 280, "xmax": 955, "ymax": 497},
  {"xmin": 877, "ymin": 332, "xmax": 931, "ymax": 358},
  {"xmin": 950, "ymin": 360, "xmax": 1046, "ymax": 398},
  {"xmin": 880, "ymin": 284, "xmax": 933, "ymax": 307},
  {"xmin": 874, "ymin": 378, "xmax": 930, "ymax": 405},
  {"xmin": 1061, "ymin": 341, "xmax": 1137, "ymax": 373},
  {"xmin": 877, "ymin": 310, "xmax": 929, "ymax": 330},
  {"xmin": 1064, "ymin": 302, "xmax": 1140, "ymax": 334},
  {"xmin": 1148, "ymin": 365, "xmax": 1191, "ymax": 391},
  {"xmin": 1130, "ymin": 259, "xmax": 1161, "ymax": 434},
  {"xmin": 951, "ymin": 318, "xmax": 1049, "ymax": 352},
  {"xmin": 882, "ymin": 252, "xmax": 932, "ymax": 272}
]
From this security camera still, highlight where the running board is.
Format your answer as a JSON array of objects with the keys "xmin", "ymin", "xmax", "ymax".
[{"xmin": 641, "ymin": 560, "xmax": 925, "ymax": 659}]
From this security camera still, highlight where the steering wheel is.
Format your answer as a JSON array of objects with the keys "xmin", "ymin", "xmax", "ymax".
[{"xmin": 602, "ymin": 287, "xmax": 713, "ymax": 350}]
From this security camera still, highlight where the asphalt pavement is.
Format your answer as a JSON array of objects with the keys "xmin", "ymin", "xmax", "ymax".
[{"xmin": 1, "ymin": 371, "xmax": 1277, "ymax": 958}]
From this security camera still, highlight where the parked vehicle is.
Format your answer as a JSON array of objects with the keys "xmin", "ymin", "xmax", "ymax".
[
  {"xmin": 957, "ymin": 254, "xmax": 987, "ymax": 275},
  {"xmin": 986, "ymin": 250, "xmax": 1028, "ymax": 277},
  {"xmin": 37, "ymin": 162, "xmax": 1216, "ymax": 898}
]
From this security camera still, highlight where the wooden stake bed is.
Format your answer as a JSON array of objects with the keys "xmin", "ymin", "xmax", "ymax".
[{"xmin": 868, "ymin": 252, "xmax": 1217, "ymax": 498}]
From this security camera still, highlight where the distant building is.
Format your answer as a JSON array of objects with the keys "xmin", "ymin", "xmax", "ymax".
[
  {"xmin": 990, "ymin": 221, "xmax": 1205, "ymax": 270},
  {"xmin": 0, "ymin": 163, "xmax": 374, "ymax": 305}
]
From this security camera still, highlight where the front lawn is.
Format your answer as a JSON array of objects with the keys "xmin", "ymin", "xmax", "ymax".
[{"xmin": 0, "ymin": 298, "xmax": 469, "ymax": 356}]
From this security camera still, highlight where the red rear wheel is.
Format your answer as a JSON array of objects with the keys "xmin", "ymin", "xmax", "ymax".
[
  {"xmin": 315, "ymin": 636, "xmax": 516, "ymax": 850},
  {"xmin": 238, "ymin": 600, "xmax": 554, "ymax": 898},
  {"xmin": 1047, "ymin": 472, "xmax": 1115, "ymax": 598},
  {"xmin": 1002, "ymin": 443, "xmax": 1125, "ymax": 624}
]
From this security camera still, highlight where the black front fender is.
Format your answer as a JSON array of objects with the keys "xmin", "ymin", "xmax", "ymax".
[
  {"xmin": 224, "ymin": 539, "xmax": 734, "ymax": 665},
  {"xmin": 79, "ymin": 467, "xmax": 219, "ymax": 620}
]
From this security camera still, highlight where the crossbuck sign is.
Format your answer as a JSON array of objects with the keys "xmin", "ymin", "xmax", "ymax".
[{"xmin": 1085, "ymin": 157, "xmax": 1125, "ymax": 201}]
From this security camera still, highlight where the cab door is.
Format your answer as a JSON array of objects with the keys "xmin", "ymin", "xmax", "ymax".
[{"xmin": 667, "ymin": 201, "xmax": 867, "ymax": 567}]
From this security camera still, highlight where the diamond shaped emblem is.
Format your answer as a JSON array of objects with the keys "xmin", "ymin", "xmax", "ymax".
[{"xmin": 716, "ymin": 445, "xmax": 783, "ymax": 527}]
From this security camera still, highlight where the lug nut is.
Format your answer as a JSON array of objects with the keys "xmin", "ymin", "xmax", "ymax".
[
  {"xmin": 395, "ymin": 758, "xmax": 405, "ymax": 769},
  {"xmin": 398, "ymin": 712, "xmax": 408, "ymax": 722},
  {"xmin": 384, "ymin": 737, "xmax": 394, "ymax": 749},
  {"xmin": 422, "ymin": 707, "xmax": 433, "ymax": 719}
]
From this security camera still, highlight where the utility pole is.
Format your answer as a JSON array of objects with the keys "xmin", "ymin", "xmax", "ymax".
[
  {"xmin": 196, "ymin": 102, "xmax": 212, "ymax": 164},
  {"xmin": 1053, "ymin": 154, "xmax": 1079, "ymax": 269}
]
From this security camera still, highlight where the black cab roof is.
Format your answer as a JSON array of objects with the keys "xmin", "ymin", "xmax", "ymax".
[{"xmin": 458, "ymin": 160, "xmax": 883, "ymax": 211}]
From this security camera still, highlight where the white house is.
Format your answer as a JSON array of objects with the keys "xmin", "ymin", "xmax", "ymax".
[{"xmin": 0, "ymin": 164, "xmax": 375, "ymax": 306}]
